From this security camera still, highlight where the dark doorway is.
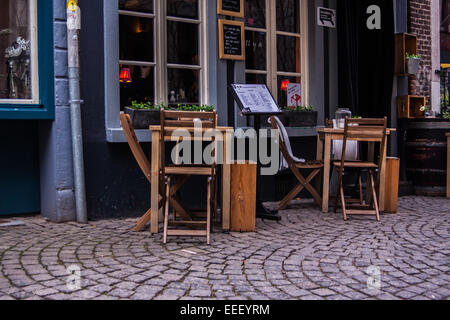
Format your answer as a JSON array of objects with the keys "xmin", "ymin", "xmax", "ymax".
[{"xmin": 337, "ymin": 0, "xmax": 395, "ymax": 119}]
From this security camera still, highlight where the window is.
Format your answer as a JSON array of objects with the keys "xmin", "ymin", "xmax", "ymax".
[
  {"xmin": 118, "ymin": 0, "xmax": 207, "ymax": 109},
  {"xmin": 244, "ymin": 0, "xmax": 307, "ymax": 106},
  {"xmin": 0, "ymin": 0, "xmax": 39, "ymax": 104}
]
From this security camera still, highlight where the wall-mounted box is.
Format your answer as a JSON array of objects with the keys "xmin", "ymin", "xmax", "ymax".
[
  {"xmin": 395, "ymin": 33, "xmax": 418, "ymax": 76},
  {"xmin": 397, "ymin": 95, "xmax": 426, "ymax": 119}
]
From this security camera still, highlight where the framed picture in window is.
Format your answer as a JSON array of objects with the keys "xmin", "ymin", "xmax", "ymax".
[{"xmin": 217, "ymin": 0, "xmax": 244, "ymax": 18}]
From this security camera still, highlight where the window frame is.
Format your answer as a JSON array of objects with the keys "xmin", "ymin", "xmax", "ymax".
[
  {"xmin": 0, "ymin": 0, "xmax": 54, "ymax": 120},
  {"xmin": 245, "ymin": 0, "xmax": 308, "ymax": 104},
  {"xmin": 107, "ymin": 0, "xmax": 209, "ymax": 142}
]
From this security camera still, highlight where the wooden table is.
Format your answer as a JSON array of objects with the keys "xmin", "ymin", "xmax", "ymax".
[
  {"xmin": 316, "ymin": 127, "xmax": 396, "ymax": 213},
  {"xmin": 447, "ymin": 133, "xmax": 450, "ymax": 198},
  {"xmin": 149, "ymin": 126, "xmax": 234, "ymax": 234}
]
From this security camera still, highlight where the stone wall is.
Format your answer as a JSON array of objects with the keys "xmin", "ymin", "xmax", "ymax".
[
  {"xmin": 408, "ymin": 0, "xmax": 441, "ymax": 111},
  {"xmin": 39, "ymin": 0, "xmax": 76, "ymax": 222}
]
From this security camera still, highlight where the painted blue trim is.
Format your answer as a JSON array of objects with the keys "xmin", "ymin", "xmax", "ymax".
[{"xmin": 0, "ymin": 0, "xmax": 55, "ymax": 120}]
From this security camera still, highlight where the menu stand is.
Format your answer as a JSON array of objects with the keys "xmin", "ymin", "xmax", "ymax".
[{"xmin": 229, "ymin": 84, "xmax": 282, "ymax": 222}]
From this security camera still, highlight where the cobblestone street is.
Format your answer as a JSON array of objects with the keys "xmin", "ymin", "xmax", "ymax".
[{"xmin": 0, "ymin": 196, "xmax": 449, "ymax": 300}]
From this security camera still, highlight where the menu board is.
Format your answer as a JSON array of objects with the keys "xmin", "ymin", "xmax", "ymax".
[
  {"xmin": 219, "ymin": 19, "xmax": 245, "ymax": 60},
  {"xmin": 230, "ymin": 84, "xmax": 282, "ymax": 115},
  {"xmin": 218, "ymin": 0, "xmax": 244, "ymax": 18}
]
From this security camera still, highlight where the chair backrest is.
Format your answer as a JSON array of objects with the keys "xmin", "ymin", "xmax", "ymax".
[
  {"xmin": 160, "ymin": 109, "xmax": 218, "ymax": 169},
  {"xmin": 270, "ymin": 116, "xmax": 296, "ymax": 166},
  {"xmin": 341, "ymin": 117, "xmax": 388, "ymax": 170},
  {"xmin": 120, "ymin": 113, "xmax": 151, "ymax": 182}
]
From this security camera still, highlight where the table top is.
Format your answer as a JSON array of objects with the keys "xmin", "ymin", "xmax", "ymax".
[
  {"xmin": 317, "ymin": 127, "xmax": 396, "ymax": 134},
  {"xmin": 150, "ymin": 125, "xmax": 234, "ymax": 132}
]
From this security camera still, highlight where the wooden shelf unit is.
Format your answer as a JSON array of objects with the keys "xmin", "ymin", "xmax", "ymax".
[
  {"xmin": 397, "ymin": 95, "xmax": 426, "ymax": 119},
  {"xmin": 395, "ymin": 33, "xmax": 418, "ymax": 76}
]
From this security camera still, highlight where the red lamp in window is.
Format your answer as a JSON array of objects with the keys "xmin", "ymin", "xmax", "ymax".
[
  {"xmin": 281, "ymin": 80, "xmax": 290, "ymax": 91},
  {"xmin": 120, "ymin": 67, "xmax": 132, "ymax": 83}
]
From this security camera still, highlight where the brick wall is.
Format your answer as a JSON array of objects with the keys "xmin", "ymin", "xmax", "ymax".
[{"xmin": 408, "ymin": 0, "xmax": 432, "ymax": 105}]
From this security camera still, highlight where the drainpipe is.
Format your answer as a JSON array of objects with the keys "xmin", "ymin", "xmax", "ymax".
[{"xmin": 67, "ymin": 1, "xmax": 88, "ymax": 223}]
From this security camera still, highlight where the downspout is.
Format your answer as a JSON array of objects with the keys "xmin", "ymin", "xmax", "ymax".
[{"xmin": 67, "ymin": 0, "xmax": 88, "ymax": 223}]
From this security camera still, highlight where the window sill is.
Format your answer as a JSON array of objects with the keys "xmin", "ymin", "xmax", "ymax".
[{"xmin": 106, "ymin": 126, "xmax": 319, "ymax": 143}]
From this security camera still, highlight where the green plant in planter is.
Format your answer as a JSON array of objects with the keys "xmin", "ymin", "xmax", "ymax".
[
  {"xmin": 175, "ymin": 104, "xmax": 215, "ymax": 112},
  {"xmin": 131, "ymin": 101, "xmax": 167, "ymax": 110},
  {"xmin": 406, "ymin": 53, "xmax": 422, "ymax": 60},
  {"xmin": 282, "ymin": 105, "xmax": 314, "ymax": 112}
]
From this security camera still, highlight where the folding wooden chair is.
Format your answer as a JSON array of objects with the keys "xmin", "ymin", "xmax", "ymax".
[
  {"xmin": 161, "ymin": 110, "xmax": 218, "ymax": 244},
  {"xmin": 333, "ymin": 117, "xmax": 388, "ymax": 221},
  {"xmin": 270, "ymin": 116, "xmax": 324, "ymax": 210},
  {"xmin": 120, "ymin": 113, "xmax": 188, "ymax": 232}
]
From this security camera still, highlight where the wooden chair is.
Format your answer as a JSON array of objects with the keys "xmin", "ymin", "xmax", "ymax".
[
  {"xmin": 270, "ymin": 116, "xmax": 324, "ymax": 210},
  {"xmin": 120, "ymin": 113, "xmax": 164, "ymax": 232},
  {"xmin": 333, "ymin": 117, "xmax": 388, "ymax": 221},
  {"xmin": 161, "ymin": 110, "xmax": 218, "ymax": 244}
]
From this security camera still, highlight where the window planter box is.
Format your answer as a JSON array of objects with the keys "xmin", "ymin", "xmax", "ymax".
[
  {"xmin": 284, "ymin": 110, "xmax": 318, "ymax": 127},
  {"xmin": 124, "ymin": 107, "xmax": 160, "ymax": 129}
]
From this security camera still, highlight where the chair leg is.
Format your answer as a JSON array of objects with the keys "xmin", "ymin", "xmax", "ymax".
[
  {"xmin": 334, "ymin": 169, "xmax": 340, "ymax": 213},
  {"xmin": 279, "ymin": 183, "xmax": 305, "ymax": 211},
  {"xmin": 369, "ymin": 170, "xmax": 381, "ymax": 222},
  {"xmin": 340, "ymin": 181, "xmax": 347, "ymax": 221},
  {"xmin": 358, "ymin": 172, "xmax": 364, "ymax": 205},
  {"xmin": 163, "ymin": 178, "xmax": 171, "ymax": 244},
  {"xmin": 206, "ymin": 177, "xmax": 212, "ymax": 245}
]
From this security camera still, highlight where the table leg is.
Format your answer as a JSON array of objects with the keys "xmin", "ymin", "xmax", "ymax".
[
  {"xmin": 322, "ymin": 136, "xmax": 332, "ymax": 213},
  {"xmin": 316, "ymin": 135, "xmax": 324, "ymax": 194},
  {"xmin": 378, "ymin": 140, "xmax": 388, "ymax": 211},
  {"xmin": 222, "ymin": 130, "xmax": 232, "ymax": 231},
  {"xmin": 151, "ymin": 131, "xmax": 161, "ymax": 234},
  {"xmin": 367, "ymin": 142, "xmax": 375, "ymax": 204}
]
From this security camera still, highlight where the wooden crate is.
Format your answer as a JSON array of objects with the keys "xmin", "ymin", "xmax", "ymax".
[
  {"xmin": 397, "ymin": 96, "xmax": 426, "ymax": 119},
  {"xmin": 231, "ymin": 162, "xmax": 257, "ymax": 232},
  {"xmin": 395, "ymin": 33, "xmax": 418, "ymax": 76},
  {"xmin": 384, "ymin": 157, "xmax": 400, "ymax": 213}
]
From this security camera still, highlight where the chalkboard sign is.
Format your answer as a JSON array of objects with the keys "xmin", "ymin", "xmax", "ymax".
[
  {"xmin": 218, "ymin": 0, "xmax": 244, "ymax": 18},
  {"xmin": 219, "ymin": 19, "xmax": 245, "ymax": 60},
  {"xmin": 230, "ymin": 84, "xmax": 282, "ymax": 115}
]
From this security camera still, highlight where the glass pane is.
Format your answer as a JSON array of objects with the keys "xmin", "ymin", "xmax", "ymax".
[
  {"xmin": 277, "ymin": 76, "xmax": 301, "ymax": 107},
  {"xmin": 245, "ymin": 31, "xmax": 267, "ymax": 71},
  {"xmin": 120, "ymin": 65, "xmax": 155, "ymax": 110},
  {"xmin": 167, "ymin": 0, "xmax": 198, "ymax": 19},
  {"xmin": 119, "ymin": 0, "xmax": 154, "ymax": 13},
  {"xmin": 167, "ymin": 69, "xmax": 200, "ymax": 105},
  {"xmin": 277, "ymin": 35, "xmax": 300, "ymax": 73},
  {"xmin": 167, "ymin": 21, "xmax": 199, "ymax": 65},
  {"xmin": 119, "ymin": 15, "xmax": 154, "ymax": 62},
  {"xmin": 0, "ymin": 0, "xmax": 32, "ymax": 100},
  {"xmin": 276, "ymin": 0, "xmax": 300, "ymax": 33},
  {"xmin": 245, "ymin": 0, "xmax": 266, "ymax": 28},
  {"xmin": 246, "ymin": 73, "xmax": 267, "ymax": 85}
]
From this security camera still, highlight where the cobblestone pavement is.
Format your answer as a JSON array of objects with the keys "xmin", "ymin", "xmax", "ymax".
[{"xmin": 0, "ymin": 196, "xmax": 449, "ymax": 300}]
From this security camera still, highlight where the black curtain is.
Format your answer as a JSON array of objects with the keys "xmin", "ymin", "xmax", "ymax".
[{"xmin": 337, "ymin": 0, "xmax": 394, "ymax": 118}]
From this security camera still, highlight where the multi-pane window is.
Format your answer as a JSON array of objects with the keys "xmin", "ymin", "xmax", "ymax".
[
  {"xmin": 119, "ymin": 0, "xmax": 205, "ymax": 110},
  {"xmin": 0, "ymin": 0, "xmax": 38, "ymax": 103},
  {"xmin": 245, "ymin": 0, "xmax": 305, "ymax": 106}
]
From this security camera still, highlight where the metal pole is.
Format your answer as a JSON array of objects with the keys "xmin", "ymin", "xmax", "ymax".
[{"xmin": 67, "ymin": 1, "xmax": 87, "ymax": 223}]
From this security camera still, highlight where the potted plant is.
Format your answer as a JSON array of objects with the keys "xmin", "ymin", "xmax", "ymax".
[
  {"xmin": 406, "ymin": 53, "xmax": 421, "ymax": 75},
  {"xmin": 124, "ymin": 101, "xmax": 165, "ymax": 129},
  {"xmin": 282, "ymin": 105, "xmax": 318, "ymax": 127}
]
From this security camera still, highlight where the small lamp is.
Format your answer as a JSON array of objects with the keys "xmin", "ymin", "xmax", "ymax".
[
  {"xmin": 120, "ymin": 67, "xmax": 132, "ymax": 83},
  {"xmin": 281, "ymin": 80, "xmax": 290, "ymax": 91}
]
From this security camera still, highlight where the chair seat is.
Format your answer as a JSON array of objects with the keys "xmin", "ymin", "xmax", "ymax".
[
  {"xmin": 165, "ymin": 166, "xmax": 214, "ymax": 176},
  {"xmin": 333, "ymin": 161, "xmax": 378, "ymax": 168},
  {"xmin": 296, "ymin": 160, "xmax": 324, "ymax": 169}
]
